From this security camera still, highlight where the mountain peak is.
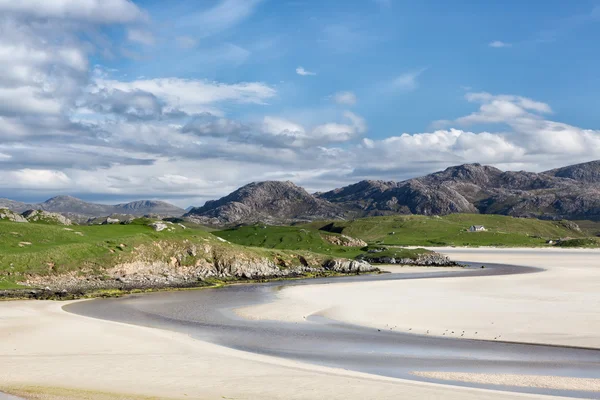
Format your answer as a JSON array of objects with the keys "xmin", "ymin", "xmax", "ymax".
[
  {"xmin": 544, "ymin": 160, "xmax": 600, "ymax": 183},
  {"xmin": 186, "ymin": 180, "xmax": 344, "ymax": 225}
]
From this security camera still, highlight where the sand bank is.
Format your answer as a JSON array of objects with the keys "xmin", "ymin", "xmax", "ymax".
[
  {"xmin": 0, "ymin": 286, "xmax": 570, "ymax": 399},
  {"xmin": 412, "ymin": 372, "xmax": 600, "ymax": 392},
  {"xmin": 237, "ymin": 248, "xmax": 600, "ymax": 348}
]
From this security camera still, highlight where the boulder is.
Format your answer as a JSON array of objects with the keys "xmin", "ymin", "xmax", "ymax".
[
  {"xmin": 0, "ymin": 208, "xmax": 28, "ymax": 223},
  {"xmin": 21, "ymin": 209, "xmax": 72, "ymax": 225}
]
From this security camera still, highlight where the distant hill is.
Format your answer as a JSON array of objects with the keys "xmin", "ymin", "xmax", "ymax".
[
  {"xmin": 185, "ymin": 181, "xmax": 345, "ymax": 225},
  {"xmin": 186, "ymin": 160, "xmax": 600, "ymax": 225},
  {"xmin": 0, "ymin": 195, "xmax": 185, "ymax": 218},
  {"xmin": 319, "ymin": 162, "xmax": 600, "ymax": 221}
]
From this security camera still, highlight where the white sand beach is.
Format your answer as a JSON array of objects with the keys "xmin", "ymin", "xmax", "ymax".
[
  {"xmin": 1, "ymin": 248, "xmax": 598, "ymax": 399},
  {"xmin": 238, "ymin": 248, "xmax": 600, "ymax": 349}
]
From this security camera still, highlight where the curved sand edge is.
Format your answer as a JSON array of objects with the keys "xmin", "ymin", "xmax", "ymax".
[
  {"xmin": 237, "ymin": 248, "xmax": 600, "ymax": 350},
  {"xmin": 0, "ymin": 299, "xmax": 568, "ymax": 400},
  {"xmin": 412, "ymin": 372, "xmax": 600, "ymax": 392}
]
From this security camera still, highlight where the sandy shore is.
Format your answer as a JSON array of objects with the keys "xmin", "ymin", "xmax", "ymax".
[
  {"xmin": 1, "ymin": 248, "xmax": 597, "ymax": 399},
  {"xmin": 1, "ymin": 299, "xmax": 572, "ymax": 400},
  {"xmin": 238, "ymin": 248, "xmax": 600, "ymax": 349},
  {"xmin": 412, "ymin": 372, "xmax": 600, "ymax": 392}
]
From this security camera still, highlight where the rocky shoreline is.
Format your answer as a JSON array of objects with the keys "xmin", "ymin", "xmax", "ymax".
[{"xmin": 0, "ymin": 258, "xmax": 379, "ymax": 300}]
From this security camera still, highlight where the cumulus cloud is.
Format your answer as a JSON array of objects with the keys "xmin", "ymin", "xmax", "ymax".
[
  {"xmin": 296, "ymin": 66, "xmax": 317, "ymax": 76},
  {"xmin": 182, "ymin": 111, "xmax": 367, "ymax": 148},
  {"xmin": 90, "ymin": 77, "xmax": 277, "ymax": 116},
  {"xmin": 7, "ymin": 169, "xmax": 71, "ymax": 189},
  {"xmin": 332, "ymin": 91, "xmax": 357, "ymax": 106},
  {"xmin": 0, "ymin": 0, "xmax": 144, "ymax": 24}
]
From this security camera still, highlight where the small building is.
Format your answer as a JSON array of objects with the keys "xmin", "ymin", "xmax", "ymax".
[{"xmin": 469, "ymin": 225, "xmax": 486, "ymax": 232}]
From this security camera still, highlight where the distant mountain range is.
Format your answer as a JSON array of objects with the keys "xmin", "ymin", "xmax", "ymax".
[
  {"xmin": 186, "ymin": 160, "xmax": 600, "ymax": 225},
  {"xmin": 0, "ymin": 195, "xmax": 185, "ymax": 219},
  {"xmin": 2, "ymin": 160, "xmax": 599, "ymax": 225}
]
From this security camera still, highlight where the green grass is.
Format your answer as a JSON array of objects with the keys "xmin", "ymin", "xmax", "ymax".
[
  {"xmin": 0, "ymin": 219, "xmax": 227, "ymax": 287},
  {"xmin": 214, "ymin": 226, "xmax": 439, "ymax": 264},
  {"xmin": 214, "ymin": 225, "xmax": 364, "ymax": 258},
  {"xmin": 555, "ymin": 238, "xmax": 600, "ymax": 248},
  {"xmin": 302, "ymin": 214, "xmax": 589, "ymax": 247},
  {"xmin": 0, "ymin": 219, "xmax": 358, "ymax": 292}
]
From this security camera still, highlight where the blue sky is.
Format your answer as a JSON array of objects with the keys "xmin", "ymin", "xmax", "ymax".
[
  {"xmin": 0, "ymin": 0, "xmax": 599, "ymax": 206},
  {"xmin": 103, "ymin": 0, "xmax": 600, "ymax": 134}
]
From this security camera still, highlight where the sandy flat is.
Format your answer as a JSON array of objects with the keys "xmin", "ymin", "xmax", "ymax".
[
  {"xmin": 412, "ymin": 372, "xmax": 600, "ymax": 392},
  {"xmin": 0, "ymin": 299, "xmax": 569, "ymax": 400},
  {"xmin": 238, "ymin": 248, "xmax": 600, "ymax": 348}
]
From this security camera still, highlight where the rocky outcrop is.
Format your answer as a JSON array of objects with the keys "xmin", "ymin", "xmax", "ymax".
[
  {"xmin": 15, "ymin": 241, "xmax": 379, "ymax": 294},
  {"xmin": 323, "ymin": 259, "xmax": 377, "ymax": 273},
  {"xmin": 322, "ymin": 234, "xmax": 368, "ymax": 247},
  {"xmin": 357, "ymin": 252, "xmax": 457, "ymax": 266},
  {"xmin": 22, "ymin": 210, "xmax": 72, "ymax": 225},
  {"xmin": 185, "ymin": 181, "xmax": 345, "ymax": 225},
  {"xmin": 544, "ymin": 160, "xmax": 600, "ymax": 184},
  {"xmin": 0, "ymin": 208, "xmax": 28, "ymax": 223}
]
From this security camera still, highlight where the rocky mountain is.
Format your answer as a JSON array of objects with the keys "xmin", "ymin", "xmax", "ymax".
[
  {"xmin": 320, "ymin": 161, "xmax": 600, "ymax": 221},
  {"xmin": 0, "ymin": 195, "xmax": 185, "ymax": 218},
  {"xmin": 185, "ymin": 181, "xmax": 345, "ymax": 225},
  {"xmin": 544, "ymin": 160, "xmax": 600, "ymax": 183}
]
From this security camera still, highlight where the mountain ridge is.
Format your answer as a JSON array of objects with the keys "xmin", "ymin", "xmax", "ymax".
[
  {"xmin": 186, "ymin": 160, "xmax": 600, "ymax": 225},
  {"xmin": 0, "ymin": 196, "xmax": 185, "ymax": 218}
]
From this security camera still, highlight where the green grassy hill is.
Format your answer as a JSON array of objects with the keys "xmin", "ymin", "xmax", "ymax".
[
  {"xmin": 0, "ymin": 219, "xmax": 337, "ymax": 292},
  {"xmin": 214, "ymin": 225, "xmax": 434, "ymax": 261},
  {"xmin": 214, "ymin": 225, "xmax": 363, "ymax": 258},
  {"xmin": 302, "ymin": 214, "xmax": 587, "ymax": 247}
]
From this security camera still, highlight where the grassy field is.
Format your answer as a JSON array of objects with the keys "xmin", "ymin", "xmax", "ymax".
[
  {"xmin": 302, "ymin": 214, "xmax": 588, "ymax": 247},
  {"xmin": 213, "ymin": 225, "xmax": 434, "ymax": 262},
  {"xmin": 0, "ymin": 219, "xmax": 368, "ymax": 292},
  {"xmin": 214, "ymin": 225, "xmax": 364, "ymax": 258},
  {"xmin": 0, "ymin": 220, "xmax": 207, "ymax": 287}
]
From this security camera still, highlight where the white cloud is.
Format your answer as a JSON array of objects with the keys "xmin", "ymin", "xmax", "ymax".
[
  {"xmin": 489, "ymin": 40, "xmax": 512, "ymax": 48},
  {"xmin": 91, "ymin": 77, "xmax": 277, "ymax": 116},
  {"xmin": 332, "ymin": 91, "xmax": 357, "ymax": 106},
  {"xmin": 448, "ymin": 92, "xmax": 553, "ymax": 125},
  {"xmin": 127, "ymin": 28, "xmax": 155, "ymax": 46},
  {"xmin": 262, "ymin": 116, "xmax": 305, "ymax": 136},
  {"xmin": 0, "ymin": 0, "xmax": 144, "ymax": 24},
  {"xmin": 296, "ymin": 66, "xmax": 317, "ymax": 76},
  {"xmin": 392, "ymin": 69, "xmax": 426, "ymax": 91},
  {"xmin": 8, "ymin": 169, "xmax": 71, "ymax": 189}
]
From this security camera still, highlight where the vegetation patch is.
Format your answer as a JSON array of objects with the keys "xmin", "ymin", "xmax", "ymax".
[
  {"xmin": 303, "ymin": 214, "xmax": 592, "ymax": 247},
  {"xmin": 214, "ymin": 225, "xmax": 365, "ymax": 258},
  {"xmin": 554, "ymin": 238, "xmax": 600, "ymax": 248}
]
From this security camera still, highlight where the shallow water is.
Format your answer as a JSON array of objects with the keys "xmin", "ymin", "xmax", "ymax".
[{"xmin": 65, "ymin": 263, "xmax": 600, "ymax": 399}]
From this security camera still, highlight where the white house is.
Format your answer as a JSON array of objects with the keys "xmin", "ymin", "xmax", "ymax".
[{"xmin": 469, "ymin": 225, "xmax": 486, "ymax": 232}]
